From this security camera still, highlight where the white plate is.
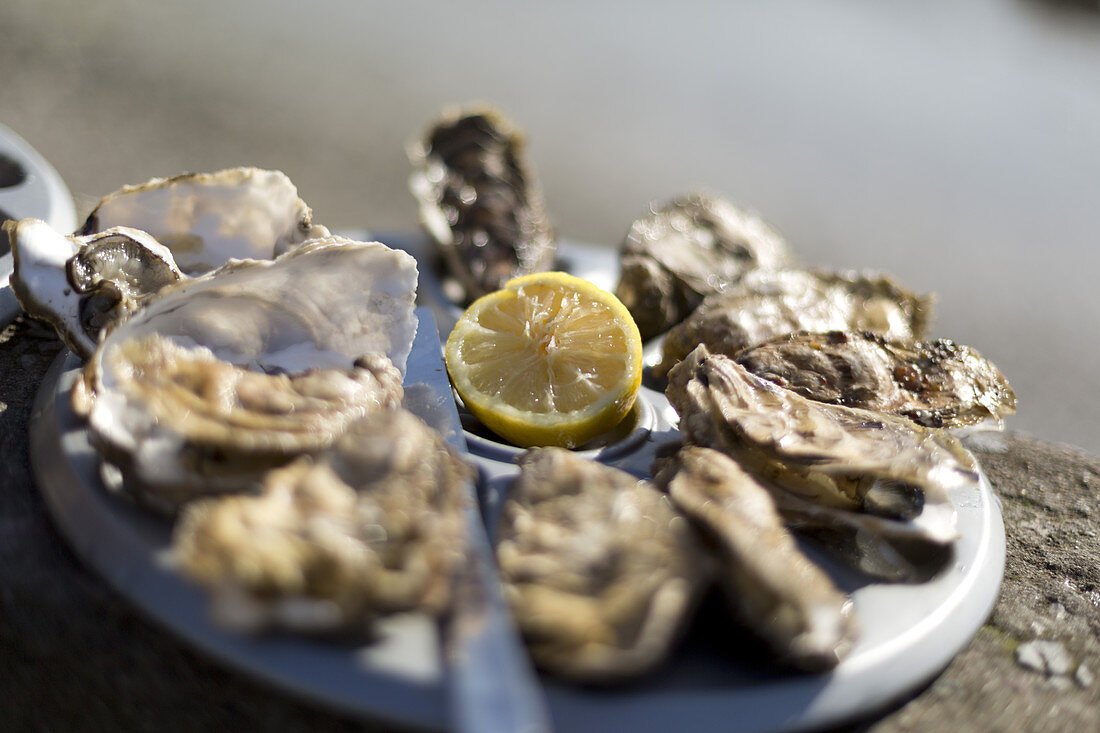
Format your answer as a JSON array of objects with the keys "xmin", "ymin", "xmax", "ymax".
[{"xmin": 29, "ymin": 237, "xmax": 1006, "ymax": 733}]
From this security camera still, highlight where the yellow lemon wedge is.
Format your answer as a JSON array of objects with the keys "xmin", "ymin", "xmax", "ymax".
[{"xmin": 444, "ymin": 271, "xmax": 643, "ymax": 449}]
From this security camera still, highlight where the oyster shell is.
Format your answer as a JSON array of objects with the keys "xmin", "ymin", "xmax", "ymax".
[
  {"xmin": 667, "ymin": 346, "xmax": 975, "ymax": 546},
  {"xmin": 409, "ymin": 106, "xmax": 556, "ymax": 302},
  {"xmin": 614, "ymin": 194, "xmax": 792, "ymax": 341},
  {"xmin": 172, "ymin": 408, "xmax": 472, "ymax": 633},
  {"xmin": 496, "ymin": 447, "xmax": 707, "ymax": 683},
  {"xmin": 654, "ymin": 269, "xmax": 933, "ymax": 378},
  {"xmin": 6, "ymin": 219, "xmax": 183, "ymax": 357},
  {"xmin": 653, "ymin": 446, "xmax": 856, "ymax": 671},
  {"xmin": 737, "ymin": 330, "xmax": 1017, "ymax": 429},
  {"xmin": 80, "ymin": 167, "xmax": 329, "ymax": 275},
  {"xmin": 85, "ymin": 333, "xmax": 403, "ymax": 511}
]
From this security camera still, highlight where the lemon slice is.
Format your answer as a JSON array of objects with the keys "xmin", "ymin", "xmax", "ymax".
[{"xmin": 445, "ymin": 271, "xmax": 643, "ymax": 448}]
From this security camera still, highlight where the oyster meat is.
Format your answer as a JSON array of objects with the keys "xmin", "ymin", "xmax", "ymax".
[
  {"xmin": 667, "ymin": 346, "xmax": 977, "ymax": 546},
  {"xmin": 654, "ymin": 268, "xmax": 933, "ymax": 378},
  {"xmin": 496, "ymin": 448, "xmax": 707, "ymax": 683},
  {"xmin": 84, "ymin": 333, "xmax": 403, "ymax": 511},
  {"xmin": 172, "ymin": 408, "xmax": 472, "ymax": 634},
  {"xmin": 615, "ymin": 194, "xmax": 792, "ymax": 341},
  {"xmin": 653, "ymin": 446, "xmax": 856, "ymax": 671},
  {"xmin": 80, "ymin": 167, "xmax": 329, "ymax": 275},
  {"xmin": 6, "ymin": 219, "xmax": 183, "ymax": 357},
  {"xmin": 737, "ymin": 330, "xmax": 1017, "ymax": 429},
  {"xmin": 409, "ymin": 106, "xmax": 556, "ymax": 302}
]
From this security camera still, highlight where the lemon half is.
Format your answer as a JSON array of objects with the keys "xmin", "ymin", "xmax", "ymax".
[{"xmin": 444, "ymin": 271, "xmax": 643, "ymax": 448}]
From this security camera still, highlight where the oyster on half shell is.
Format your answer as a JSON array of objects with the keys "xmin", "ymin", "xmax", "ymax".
[
  {"xmin": 409, "ymin": 106, "xmax": 556, "ymax": 302},
  {"xmin": 496, "ymin": 448, "xmax": 708, "ymax": 683},
  {"xmin": 654, "ymin": 268, "xmax": 933, "ymax": 379},
  {"xmin": 667, "ymin": 346, "xmax": 975, "ymax": 547},
  {"xmin": 80, "ymin": 167, "xmax": 329, "ymax": 275},
  {"xmin": 615, "ymin": 194, "xmax": 793, "ymax": 341},
  {"xmin": 173, "ymin": 408, "xmax": 472, "ymax": 634},
  {"xmin": 737, "ymin": 330, "xmax": 1017, "ymax": 429}
]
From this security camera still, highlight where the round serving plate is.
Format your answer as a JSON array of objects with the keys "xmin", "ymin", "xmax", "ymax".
[
  {"xmin": 30, "ymin": 234, "xmax": 1006, "ymax": 733},
  {"xmin": 0, "ymin": 123, "xmax": 78, "ymax": 325}
]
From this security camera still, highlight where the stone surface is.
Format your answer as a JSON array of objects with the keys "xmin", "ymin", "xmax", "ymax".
[{"xmin": 1, "ymin": 317, "xmax": 1099, "ymax": 731}]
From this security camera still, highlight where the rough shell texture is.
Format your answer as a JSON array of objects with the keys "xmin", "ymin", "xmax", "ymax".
[
  {"xmin": 667, "ymin": 346, "xmax": 975, "ymax": 546},
  {"xmin": 654, "ymin": 269, "xmax": 933, "ymax": 378},
  {"xmin": 496, "ymin": 447, "xmax": 708, "ymax": 683},
  {"xmin": 615, "ymin": 194, "xmax": 792, "ymax": 341},
  {"xmin": 653, "ymin": 446, "xmax": 856, "ymax": 671},
  {"xmin": 80, "ymin": 167, "xmax": 329, "ymax": 275},
  {"xmin": 409, "ymin": 106, "xmax": 556, "ymax": 302},
  {"xmin": 84, "ymin": 334, "xmax": 403, "ymax": 512},
  {"xmin": 172, "ymin": 408, "xmax": 472, "ymax": 634},
  {"xmin": 6, "ymin": 219, "xmax": 182, "ymax": 357},
  {"xmin": 737, "ymin": 330, "xmax": 1017, "ymax": 429}
]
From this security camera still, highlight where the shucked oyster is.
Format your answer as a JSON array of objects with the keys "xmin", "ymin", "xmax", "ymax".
[
  {"xmin": 84, "ymin": 333, "xmax": 403, "ymax": 511},
  {"xmin": 653, "ymin": 446, "xmax": 856, "ymax": 671},
  {"xmin": 654, "ymin": 268, "xmax": 933, "ymax": 378},
  {"xmin": 409, "ymin": 106, "xmax": 556, "ymax": 302},
  {"xmin": 615, "ymin": 194, "xmax": 792, "ymax": 341},
  {"xmin": 737, "ymin": 330, "xmax": 1017, "ymax": 429},
  {"xmin": 80, "ymin": 167, "xmax": 329, "ymax": 275},
  {"xmin": 173, "ymin": 408, "xmax": 472, "ymax": 634},
  {"xmin": 668, "ymin": 346, "xmax": 976, "ymax": 546},
  {"xmin": 496, "ymin": 448, "xmax": 707, "ymax": 683},
  {"xmin": 6, "ymin": 219, "xmax": 183, "ymax": 357}
]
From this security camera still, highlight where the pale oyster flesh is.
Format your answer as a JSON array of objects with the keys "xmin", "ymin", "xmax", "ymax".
[
  {"xmin": 409, "ymin": 106, "xmax": 556, "ymax": 302},
  {"xmin": 737, "ymin": 330, "xmax": 1017, "ymax": 429},
  {"xmin": 652, "ymin": 446, "xmax": 856, "ymax": 671},
  {"xmin": 667, "ymin": 346, "xmax": 975, "ymax": 546},
  {"xmin": 6, "ymin": 219, "xmax": 183, "ymax": 357},
  {"xmin": 654, "ymin": 269, "xmax": 933, "ymax": 378},
  {"xmin": 80, "ymin": 167, "xmax": 329, "ymax": 275},
  {"xmin": 495, "ymin": 448, "xmax": 708, "ymax": 683},
  {"xmin": 615, "ymin": 194, "xmax": 792, "ymax": 341},
  {"xmin": 85, "ymin": 333, "xmax": 403, "ymax": 511},
  {"xmin": 172, "ymin": 408, "xmax": 472, "ymax": 634}
]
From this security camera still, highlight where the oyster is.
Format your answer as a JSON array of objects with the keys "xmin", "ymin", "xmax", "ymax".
[
  {"xmin": 737, "ymin": 330, "xmax": 1017, "ymax": 429},
  {"xmin": 6, "ymin": 219, "xmax": 183, "ymax": 357},
  {"xmin": 667, "ymin": 346, "xmax": 976, "ymax": 546},
  {"xmin": 80, "ymin": 167, "xmax": 329, "ymax": 275},
  {"xmin": 496, "ymin": 448, "xmax": 707, "ymax": 683},
  {"xmin": 173, "ymin": 408, "xmax": 472, "ymax": 633},
  {"xmin": 654, "ymin": 268, "xmax": 933, "ymax": 378},
  {"xmin": 615, "ymin": 194, "xmax": 792, "ymax": 340},
  {"xmin": 409, "ymin": 106, "xmax": 556, "ymax": 302},
  {"xmin": 84, "ymin": 333, "xmax": 403, "ymax": 511},
  {"xmin": 653, "ymin": 446, "xmax": 856, "ymax": 671}
]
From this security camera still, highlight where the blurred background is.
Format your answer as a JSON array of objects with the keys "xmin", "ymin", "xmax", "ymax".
[{"xmin": 2, "ymin": 0, "xmax": 1099, "ymax": 453}]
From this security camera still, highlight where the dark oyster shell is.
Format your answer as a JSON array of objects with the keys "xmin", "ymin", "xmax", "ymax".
[
  {"xmin": 614, "ymin": 194, "xmax": 792, "ymax": 341},
  {"xmin": 737, "ymin": 330, "xmax": 1017, "ymax": 429},
  {"xmin": 653, "ymin": 446, "xmax": 856, "ymax": 671},
  {"xmin": 409, "ymin": 106, "xmax": 556, "ymax": 302},
  {"xmin": 173, "ymin": 408, "xmax": 472, "ymax": 634},
  {"xmin": 496, "ymin": 447, "xmax": 708, "ymax": 683},
  {"xmin": 654, "ymin": 268, "xmax": 933, "ymax": 378}
]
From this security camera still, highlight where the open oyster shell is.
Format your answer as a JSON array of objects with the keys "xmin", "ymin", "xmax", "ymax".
[
  {"xmin": 6, "ymin": 219, "xmax": 183, "ymax": 357},
  {"xmin": 667, "ymin": 346, "xmax": 975, "ymax": 546},
  {"xmin": 80, "ymin": 167, "xmax": 329, "ymax": 275},
  {"xmin": 653, "ymin": 446, "xmax": 856, "ymax": 671},
  {"xmin": 654, "ymin": 268, "xmax": 933, "ymax": 378},
  {"xmin": 615, "ymin": 194, "xmax": 792, "ymax": 341},
  {"xmin": 409, "ymin": 106, "xmax": 556, "ymax": 302},
  {"xmin": 172, "ymin": 408, "xmax": 472, "ymax": 634},
  {"xmin": 737, "ymin": 330, "xmax": 1017, "ymax": 429},
  {"xmin": 84, "ymin": 334, "xmax": 403, "ymax": 511},
  {"xmin": 496, "ymin": 448, "xmax": 708, "ymax": 683}
]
